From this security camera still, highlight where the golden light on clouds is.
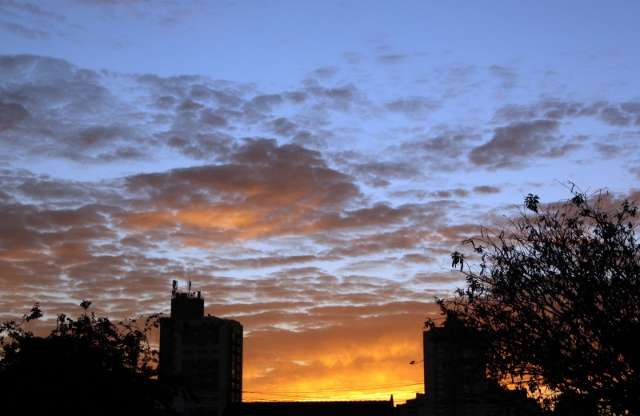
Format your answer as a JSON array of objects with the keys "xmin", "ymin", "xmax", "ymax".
[{"xmin": 177, "ymin": 206, "xmax": 260, "ymax": 230}]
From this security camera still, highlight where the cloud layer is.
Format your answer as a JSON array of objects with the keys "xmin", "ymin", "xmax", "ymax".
[{"xmin": 2, "ymin": 53, "xmax": 640, "ymax": 402}]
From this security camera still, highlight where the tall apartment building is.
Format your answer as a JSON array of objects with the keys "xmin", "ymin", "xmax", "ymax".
[
  {"xmin": 421, "ymin": 313, "xmax": 542, "ymax": 416},
  {"xmin": 160, "ymin": 281, "xmax": 243, "ymax": 416},
  {"xmin": 398, "ymin": 313, "xmax": 543, "ymax": 416},
  {"xmin": 423, "ymin": 314, "xmax": 489, "ymax": 416}
]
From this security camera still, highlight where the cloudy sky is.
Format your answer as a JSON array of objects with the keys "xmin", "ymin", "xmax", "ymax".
[{"xmin": 2, "ymin": 0, "xmax": 640, "ymax": 403}]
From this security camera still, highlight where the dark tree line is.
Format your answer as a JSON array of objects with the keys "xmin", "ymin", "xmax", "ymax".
[
  {"xmin": 444, "ymin": 189, "xmax": 640, "ymax": 415},
  {"xmin": 0, "ymin": 301, "xmax": 175, "ymax": 415}
]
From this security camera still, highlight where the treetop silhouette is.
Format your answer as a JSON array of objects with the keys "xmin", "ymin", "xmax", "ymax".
[
  {"xmin": 0, "ymin": 301, "xmax": 173, "ymax": 415},
  {"xmin": 441, "ymin": 188, "xmax": 640, "ymax": 414}
]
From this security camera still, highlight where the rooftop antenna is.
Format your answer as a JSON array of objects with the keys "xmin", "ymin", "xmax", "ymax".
[{"xmin": 188, "ymin": 280, "xmax": 192, "ymax": 295}]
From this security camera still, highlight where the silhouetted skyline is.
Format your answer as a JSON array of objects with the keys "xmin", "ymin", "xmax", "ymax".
[{"xmin": 1, "ymin": 0, "xmax": 640, "ymax": 404}]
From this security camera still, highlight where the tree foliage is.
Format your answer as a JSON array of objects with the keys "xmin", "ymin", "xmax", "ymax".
[
  {"xmin": 442, "ymin": 189, "xmax": 640, "ymax": 415},
  {"xmin": 0, "ymin": 301, "xmax": 173, "ymax": 415}
]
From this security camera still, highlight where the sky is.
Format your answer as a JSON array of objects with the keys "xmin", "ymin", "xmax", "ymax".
[{"xmin": 1, "ymin": 0, "xmax": 640, "ymax": 404}]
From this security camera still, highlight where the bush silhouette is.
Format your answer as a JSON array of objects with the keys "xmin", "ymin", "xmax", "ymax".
[{"xmin": 0, "ymin": 301, "xmax": 174, "ymax": 415}]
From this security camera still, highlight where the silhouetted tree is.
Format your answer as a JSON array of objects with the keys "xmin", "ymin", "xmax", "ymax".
[
  {"xmin": 0, "ymin": 301, "xmax": 174, "ymax": 415},
  {"xmin": 441, "ymin": 189, "xmax": 640, "ymax": 415}
]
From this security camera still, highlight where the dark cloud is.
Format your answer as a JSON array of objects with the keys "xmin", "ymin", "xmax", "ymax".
[
  {"xmin": 0, "ymin": 55, "xmax": 148, "ymax": 162},
  {"xmin": 488, "ymin": 65, "xmax": 517, "ymax": 89},
  {"xmin": 377, "ymin": 53, "xmax": 408, "ymax": 64},
  {"xmin": 596, "ymin": 143, "xmax": 621, "ymax": 158},
  {"xmin": 493, "ymin": 104, "xmax": 538, "ymax": 123},
  {"xmin": 0, "ymin": 55, "xmax": 244, "ymax": 163},
  {"xmin": 595, "ymin": 135, "xmax": 640, "ymax": 160},
  {"xmin": 429, "ymin": 188, "xmax": 469, "ymax": 199},
  {"xmin": 16, "ymin": 177, "xmax": 90, "ymax": 201},
  {"xmin": 0, "ymin": 54, "xmax": 396, "ymax": 170},
  {"xmin": 484, "ymin": 99, "xmax": 640, "ymax": 168},
  {"xmin": 544, "ymin": 141, "xmax": 582, "ymax": 158},
  {"xmin": 0, "ymin": 102, "xmax": 29, "ymax": 131},
  {"xmin": 386, "ymin": 97, "xmax": 439, "ymax": 119},
  {"xmin": 69, "ymin": 125, "xmax": 126, "ymax": 148},
  {"xmin": 137, "ymin": 73, "xmax": 223, "ymax": 99},
  {"xmin": 4, "ymin": 56, "xmax": 638, "ymax": 184},
  {"xmin": 244, "ymin": 94, "xmax": 284, "ymax": 113},
  {"xmin": 301, "ymin": 81, "xmax": 361, "ymax": 112},
  {"xmin": 0, "ymin": 54, "xmax": 79, "ymax": 81},
  {"xmin": 408, "ymin": 130, "xmax": 479, "ymax": 158},
  {"xmin": 600, "ymin": 105, "xmax": 632, "ymax": 126},
  {"xmin": 388, "ymin": 189, "xmax": 430, "ymax": 200},
  {"xmin": 268, "ymin": 117, "xmax": 298, "ymax": 137},
  {"xmin": 312, "ymin": 66, "xmax": 338, "ymax": 78},
  {"xmin": 439, "ymin": 65, "xmax": 477, "ymax": 93},
  {"xmin": 291, "ymin": 129, "xmax": 329, "ymax": 148},
  {"xmin": 199, "ymin": 109, "xmax": 228, "ymax": 127},
  {"xmin": 411, "ymin": 271, "xmax": 462, "ymax": 285},
  {"xmin": 155, "ymin": 95, "xmax": 177, "ymax": 108},
  {"xmin": 166, "ymin": 132, "xmax": 234, "ymax": 160},
  {"xmin": 0, "ymin": 200, "xmax": 118, "ymax": 281},
  {"xmin": 177, "ymin": 98, "xmax": 204, "ymax": 112},
  {"xmin": 400, "ymin": 253, "xmax": 435, "ymax": 264},
  {"xmin": 323, "ymin": 225, "xmax": 436, "ymax": 258},
  {"xmin": 473, "ymin": 185, "xmax": 501, "ymax": 194},
  {"xmin": 0, "ymin": 1, "xmax": 64, "ymax": 21},
  {"xmin": 1, "ymin": 169, "xmax": 124, "ymax": 207},
  {"xmin": 433, "ymin": 223, "xmax": 481, "ymax": 242},
  {"xmin": 469, "ymin": 119, "xmax": 560, "ymax": 168},
  {"xmin": 398, "ymin": 128, "xmax": 482, "ymax": 171},
  {"xmin": 0, "ymin": 20, "xmax": 49, "ymax": 39},
  {"xmin": 493, "ymin": 99, "xmax": 640, "ymax": 128},
  {"xmin": 348, "ymin": 161, "xmax": 420, "ymax": 187},
  {"xmin": 98, "ymin": 146, "xmax": 147, "ymax": 162},
  {"xmin": 310, "ymin": 203, "xmax": 424, "ymax": 234},
  {"xmin": 283, "ymin": 90, "xmax": 308, "ymax": 103},
  {"xmin": 620, "ymin": 102, "xmax": 640, "ymax": 125}
]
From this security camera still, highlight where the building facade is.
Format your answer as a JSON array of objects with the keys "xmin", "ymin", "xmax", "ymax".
[{"xmin": 160, "ymin": 281, "xmax": 243, "ymax": 416}]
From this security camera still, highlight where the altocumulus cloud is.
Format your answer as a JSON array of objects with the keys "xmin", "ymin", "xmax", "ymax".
[{"xmin": 4, "ymin": 52, "xmax": 640, "ymax": 402}]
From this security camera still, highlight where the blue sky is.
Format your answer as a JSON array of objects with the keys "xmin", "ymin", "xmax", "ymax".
[
  {"xmin": 4, "ymin": 1, "xmax": 640, "ymax": 84},
  {"xmin": 1, "ymin": 0, "xmax": 639, "ymax": 402}
]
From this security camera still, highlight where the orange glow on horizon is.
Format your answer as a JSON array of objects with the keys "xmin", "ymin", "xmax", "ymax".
[{"xmin": 242, "ymin": 332, "xmax": 425, "ymax": 404}]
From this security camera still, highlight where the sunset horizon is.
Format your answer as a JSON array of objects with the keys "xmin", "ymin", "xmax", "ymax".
[{"xmin": 1, "ymin": 1, "xmax": 639, "ymax": 414}]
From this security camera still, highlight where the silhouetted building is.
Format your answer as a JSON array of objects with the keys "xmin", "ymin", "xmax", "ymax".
[
  {"xmin": 160, "ymin": 281, "xmax": 243, "ymax": 416},
  {"xmin": 423, "ymin": 314, "xmax": 488, "ymax": 415},
  {"xmin": 396, "ymin": 393, "xmax": 426, "ymax": 416},
  {"xmin": 397, "ymin": 314, "xmax": 543, "ymax": 416},
  {"xmin": 225, "ymin": 399, "xmax": 395, "ymax": 416}
]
